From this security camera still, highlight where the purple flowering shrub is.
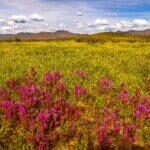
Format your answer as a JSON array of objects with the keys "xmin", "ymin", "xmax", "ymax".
[{"xmin": 0, "ymin": 67, "xmax": 149, "ymax": 149}]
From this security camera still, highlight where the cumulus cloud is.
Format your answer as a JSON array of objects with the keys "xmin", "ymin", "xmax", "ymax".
[
  {"xmin": 9, "ymin": 13, "xmax": 44, "ymax": 24},
  {"xmin": 48, "ymin": 27, "xmax": 57, "ymax": 32},
  {"xmin": 59, "ymin": 23, "xmax": 67, "ymax": 28},
  {"xmin": 76, "ymin": 22, "xmax": 86, "ymax": 29},
  {"xmin": 114, "ymin": 19, "xmax": 150, "ymax": 31},
  {"xmin": 1, "ymin": 26, "xmax": 11, "ymax": 31},
  {"xmin": 86, "ymin": 18, "xmax": 111, "ymax": 31},
  {"xmin": 1, "ymin": 12, "xmax": 150, "ymax": 34},
  {"xmin": 0, "ymin": 19, "xmax": 5, "ymax": 24},
  {"xmin": 94, "ymin": 19, "xmax": 110, "ymax": 25},
  {"xmin": 10, "ymin": 15, "xmax": 28, "ymax": 23},
  {"xmin": 7, "ymin": 21, "xmax": 16, "ymax": 26},
  {"xmin": 40, "ymin": 22, "xmax": 49, "ymax": 27},
  {"xmin": 0, "ymin": 13, "xmax": 48, "ymax": 34},
  {"xmin": 77, "ymin": 11, "xmax": 83, "ymax": 16},
  {"xmin": 0, "ymin": 26, "xmax": 12, "ymax": 33},
  {"xmin": 87, "ymin": 23, "xmax": 96, "ymax": 28},
  {"xmin": 86, "ymin": 18, "xmax": 150, "ymax": 32},
  {"xmin": 29, "ymin": 13, "xmax": 44, "ymax": 22},
  {"xmin": 119, "ymin": 20, "xmax": 133, "ymax": 28},
  {"xmin": 73, "ymin": 19, "xmax": 80, "ymax": 23},
  {"xmin": 133, "ymin": 19, "xmax": 149, "ymax": 27}
]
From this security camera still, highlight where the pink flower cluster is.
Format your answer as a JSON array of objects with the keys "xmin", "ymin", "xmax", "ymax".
[
  {"xmin": 0, "ymin": 68, "xmax": 81, "ymax": 149},
  {"xmin": 119, "ymin": 83, "xmax": 130, "ymax": 105},
  {"xmin": 44, "ymin": 70, "xmax": 61, "ymax": 84},
  {"xmin": 0, "ymin": 67, "xmax": 149, "ymax": 149},
  {"xmin": 75, "ymin": 69, "xmax": 88, "ymax": 79},
  {"xmin": 98, "ymin": 78, "xmax": 115, "ymax": 93},
  {"xmin": 93, "ymin": 106, "xmax": 140, "ymax": 149},
  {"xmin": 134, "ymin": 98, "xmax": 150, "ymax": 119},
  {"xmin": 74, "ymin": 84, "xmax": 87, "ymax": 99}
]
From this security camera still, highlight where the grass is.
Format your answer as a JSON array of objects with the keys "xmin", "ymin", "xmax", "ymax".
[
  {"xmin": 76, "ymin": 33, "xmax": 150, "ymax": 43},
  {"xmin": 0, "ymin": 41, "xmax": 149, "ymax": 89}
]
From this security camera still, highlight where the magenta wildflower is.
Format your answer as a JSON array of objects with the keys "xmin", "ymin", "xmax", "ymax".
[
  {"xmin": 0, "ymin": 68, "xmax": 149, "ymax": 149},
  {"xmin": 53, "ymin": 70, "xmax": 62, "ymax": 81},
  {"xmin": 98, "ymin": 78, "xmax": 115, "ymax": 93},
  {"xmin": 123, "ymin": 123, "xmax": 138, "ymax": 144},
  {"xmin": 1, "ymin": 100, "xmax": 18, "ymax": 120},
  {"xmin": 18, "ymin": 103, "xmax": 28, "ymax": 123},
  {"xmin": 120, "ymin": 89, "xmax": 129, "ymax": 105},
  {"xmin": 98, "ymin": 123, "xmax": 112, "ymax": 149},
  {"xmin": 134, "ymin": 100, "xmax": 150, "ymax": 119},
  {"xmin": 74, "ymin": 84, "xmax": 87, "ymax": 99},
  {"xmin": 75, "ymin": 69, "xmax": 88, "ymax": 79},
  {"xmin": 44, "ymin": 71, "xmax": 53, "ymax": 83}
]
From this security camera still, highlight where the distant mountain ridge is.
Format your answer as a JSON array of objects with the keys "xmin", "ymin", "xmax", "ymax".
[
  {"xmin": 0, "ymin": 30, "xmax": 80, "ymax": 41},
  {"xmin": 0, "ymin": 29, "xmax": 150, "ymax": 41},
  {"xmin": 125, "ymin": 29, "xmax": 150, "ymax": 36}
]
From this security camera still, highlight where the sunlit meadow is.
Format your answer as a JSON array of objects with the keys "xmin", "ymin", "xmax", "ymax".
[{"xmin": 0, "ymin": 41, "xmax": 150, "ymax": 149}]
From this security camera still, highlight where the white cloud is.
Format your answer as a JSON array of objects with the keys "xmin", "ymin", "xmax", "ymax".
[
  {"xmin": 29, "ymin": 13, "xmax": 44, "ymax": 22},
  {"xmin": 59, "ymin": 23, "xmax": 67, "ymax": 28},
  {"xmin": 133, "ymin": 19, "xmax": 149, "ymax": 27},
  {"xmin": 1, "ymin": 11, "xmax": 150, "ymax": 34},
  {"xmin": 86, "ymin": 19, "xmax": 112, "ymax": 32},
  {"xmin": 7, "ymin": 21, "xmax": 16, "ymax": 26},
  {"xmin": 0, "ymin": 19, "xmax": 5, "ymax": 24},
  {"xmin": 120, "ymin": 20, "xmax": 133, "ymax": 28},
  {"xmin": 10, "ymin": 13, "xmax": 44, "ymax": 24},
  {"xmin": 94, "ymin": 19, "xmax": 110, "ymax": 25},
  {"xmin": 10, "ymin": 15, "xmax": 28, "ymax": 23},
  {"xmin": 87, "ymin": 18, "xmax": 150, "ymax": 33},
  {"xmin": 113, "ymin": 19, "xmax": 150, "ymax": 31},
  {"xmin": 77, "ymin": 11, "xmax": 83, "ymax": 16},
  {"xmin": 96, "ymin": 25, "xmax": 114, "ymax": 32},
  {"xmin": 1, "ymin": 26, "xmax": 11, "ymax": 31},
  {"xmin": 48, "ymin": 27, "xmax": 57, "ymax": 32},
  {"xmin": 73, "ymin": 19, "xmax": 80, "ymax": 23},
  {"xmin": 96, "ymin": 26, "xmax": 106, "ymax": 31},
  {"xmin": 76, "ymin": 22, "xmax": 86, "ymax": 29},
  {"xmin": 87, "ymin": 23, "xmax": 96, "ymax": 28},
  {"xmin": 0, "ymin": 26, "xmax": 12, "ymax": 33},
  {"xmin": 40, "ymin": 22, "xmax": 49, "ymax": 27}
]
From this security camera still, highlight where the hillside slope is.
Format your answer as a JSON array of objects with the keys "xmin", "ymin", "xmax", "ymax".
[
  {"xmin": 0, "ymin": 29, "xmax": 150, "ymax": 41},
  {"xmin": 0, "ymin": 30, "xmax": 80, "ymax": 41}
]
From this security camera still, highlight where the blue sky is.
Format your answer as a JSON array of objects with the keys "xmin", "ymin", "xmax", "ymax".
[{"xmin": 0, "ymin": 0, "xmax": 150, "ymax": 33}]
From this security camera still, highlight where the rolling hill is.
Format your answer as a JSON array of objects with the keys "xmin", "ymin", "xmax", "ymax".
[
  {"xmin": 0, "ymin": 29, "xmax": 150, "ymax": 41},
  {"xmin": 126, "ymin": 29, "xmax": 150, "ymax": 36},
  {"xmin": 0, "ymin": 30, "xmax": 80, "ymax": 41}
]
